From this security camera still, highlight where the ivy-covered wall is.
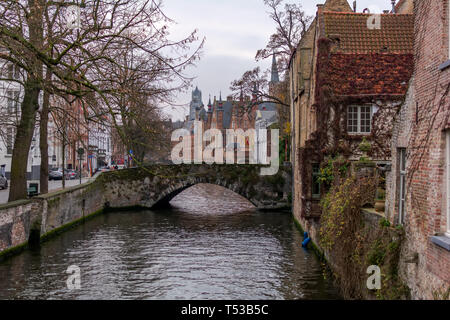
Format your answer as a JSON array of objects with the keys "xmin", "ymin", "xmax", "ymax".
[{"xmin": 295, "ymin": 160, "xmax": 410, "ymax": 299}]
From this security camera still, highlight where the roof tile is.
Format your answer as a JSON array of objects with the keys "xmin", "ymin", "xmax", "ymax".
[{"xmin": 323, "ymin": 12, "xmax": 414, "ymax": 54}]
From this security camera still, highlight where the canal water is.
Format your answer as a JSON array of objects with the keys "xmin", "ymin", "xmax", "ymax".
[{"xmin": 0, "ymin": 184, "xmax": 341, "ymax": 300}]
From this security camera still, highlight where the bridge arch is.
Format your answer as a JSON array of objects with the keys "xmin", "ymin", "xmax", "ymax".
[
  {"xmin": 98, "ymin": 164, "xmax": 292, "ymax": 211},
  {"xmin": 151, "ymin": 179, "xmax": 259, "ymax": 209}
]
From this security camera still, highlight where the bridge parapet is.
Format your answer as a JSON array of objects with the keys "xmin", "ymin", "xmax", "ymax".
[{"xmin": 97, "ymin": 164, "xmax": 292, "ymax": 210}]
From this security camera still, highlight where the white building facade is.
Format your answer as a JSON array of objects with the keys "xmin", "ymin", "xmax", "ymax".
[{"xmin": 0, "ymin": 56, "xmax": 112, "ymax": 180}]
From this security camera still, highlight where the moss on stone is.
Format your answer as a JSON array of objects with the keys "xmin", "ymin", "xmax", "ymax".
[
  {"xmin": 292, "ymin": 215, "xmax": 326, "ymax": 262},
  {"xmin": 0, "ymin": 242, "xmax": 28, "ymax": 262},
  {"xmin": 264, "ymin": 174, "xmax": 284, "ymax": 189},
  {"xmin": 47, "ymin": 196, "xmax": 61, "ymax": 208},
  {"xmin": 40, "ymin": 208, "xmax": 105, "ymax": 243},
  {"xmin": 0, "ymin": 199, "xmax": 32, "ymax": 210}
]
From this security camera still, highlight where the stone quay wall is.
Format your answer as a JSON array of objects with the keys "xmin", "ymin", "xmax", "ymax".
[
  {"xmin": 0, "ymin": 181, "xmax": 105, "ymax": 259},
  {"xmin": 0, "ymin": 164, "xmax": 292, "ymax": 258}
]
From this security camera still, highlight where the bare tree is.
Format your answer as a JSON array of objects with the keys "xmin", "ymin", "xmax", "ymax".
[
  {"xmin": 0, "ymin": 0, "xmax": 203, "ymax": 201},
  {"xmin": 230, "ymin": 1, "xmax": 310, "ymax": 114},
  {"xmin": 229, "ymin": 66, "xmax": 289, "ymax": 116},
  {"xmin": 256, "ymin": 0, "xmax": 312, "ymax": 71}
]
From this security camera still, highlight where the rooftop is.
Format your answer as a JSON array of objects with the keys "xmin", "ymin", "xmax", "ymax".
[{"xmin": 323, "ymin": 11, "xmax": 414, "ymax": 54}]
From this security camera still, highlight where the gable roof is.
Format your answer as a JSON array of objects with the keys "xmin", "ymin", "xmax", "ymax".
[
  {"xmin": 222, "ymin": 101, "xmax": 233, "ymax": 129},
  {"xmin": 323, "ymin": 12, "xmax": 414, "ymax": 54},
  {"xmin": 289, "ymin": 0, "xmax": 353, "ymax": 69}
]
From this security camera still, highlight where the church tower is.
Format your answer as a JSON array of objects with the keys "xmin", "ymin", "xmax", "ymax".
[
  {"xmin": 206, "ymin": 96, "xmax": 213, "ymax": 129},
  {"xmin": 216, "ymin": 92, "xmax": 224, "ymax": 130},
  {"xmin": 269, "ymin": 55, "xmax": 280, "ymax": 96},
  {"xmin": 189, "ymin": 86, "xmax": 204, "ymax": 121},
  {"xmin": 270, "ymin": 54, "xmax": 280, "ymax": 84}
]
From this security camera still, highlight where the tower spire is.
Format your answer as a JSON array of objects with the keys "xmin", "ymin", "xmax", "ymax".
[
  {"xmin": 252, "ymin": 82, "xmax": 258, "ymax": 94},
  {"xmin": 271, "ymin": 54, "xmax": 280, "ymax": 83},
  {"xmin": 252, "ymin": 82, "xmax": 258, "ymax": 101}
]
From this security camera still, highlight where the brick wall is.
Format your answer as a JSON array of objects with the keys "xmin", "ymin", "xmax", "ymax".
[
  {"xmin": 0, "ymin": 183, "xmax": 104, "ymax": 258},
  {"xmin": 386, "ymin": 76, "xmax": 415, "ymax": 225},
  {"xmin": 392, "ymin": 0, "xmax": 450, "ymax": 299}
]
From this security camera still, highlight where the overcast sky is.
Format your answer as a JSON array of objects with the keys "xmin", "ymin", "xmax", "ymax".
[{"xmin": 161, "ymin": 0, "xmax": 394, "ymax": 121}]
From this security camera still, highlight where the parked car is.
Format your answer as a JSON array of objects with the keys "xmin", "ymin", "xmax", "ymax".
[
  {"xmin": 49, "ymin": 168, "xmax": 63, "ymax": 180},
  {"xmin": 0, "ymin": 174, "xmax": 8, "ymax": 189},
  {"xmin": 98, "ymin": 166, "xmax": 110, "ymax": 173},
  {"xmin": 65, "ymin": 170, "xmax": 78, "ymax": 180}
]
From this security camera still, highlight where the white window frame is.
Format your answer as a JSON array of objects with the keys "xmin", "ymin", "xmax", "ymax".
[
  {"xmin": 398, "ymin": 148, "xmax": 407, "ymax": 225},
  {"xmin": 347, "ymin": 104, "xmax": 373, "ymax": 134},
  {"xmin": 6, "ymin": 90, "xmax": 19, "ymax": 115},
  {"xmin": 7, "ymin": 63, "xmax": 20, "ymax": 80},
  {"xmin": 446, "ymin": 131, "xmax": 450, "ymax": 237}
]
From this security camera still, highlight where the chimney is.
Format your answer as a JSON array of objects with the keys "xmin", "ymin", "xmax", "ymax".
[
  {"xmin": 391, "ymin": 0, "xmax": 396, "ymax": 13},
  {"xmin": 353, "ymin": 1, "xmax": 357, "ymax": 12},
  {"xmin": 316, "ymin": 4, "xmax": 324, "ymax": 15}
]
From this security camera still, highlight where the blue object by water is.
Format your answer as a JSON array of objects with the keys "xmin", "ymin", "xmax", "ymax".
[
  {"xmin": 303, "ymin": 232, "xmax": 308, "ymax": 239},
  {"xmin": 302, "ymin": 237, "xmax": 311, "ymax": 247}
]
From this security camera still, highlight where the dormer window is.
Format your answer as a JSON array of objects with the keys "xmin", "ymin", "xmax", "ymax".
[{"xmin": 347, "ymin": 105, "xmax": 373, "ymax": 134}]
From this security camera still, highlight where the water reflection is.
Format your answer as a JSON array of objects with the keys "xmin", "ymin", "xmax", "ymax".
[{"xmin": 0, "ymin": 184, "xmax": 341, "ymax": 300}]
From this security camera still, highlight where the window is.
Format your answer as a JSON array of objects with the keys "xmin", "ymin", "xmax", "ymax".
[
  {"xmin": 7, "ymin": 64, "xmax": 20, "ymax": 79},
  {"xmin": 347, "ymin": 105, "xmax": 373, "ymax": 134},
  {"xmin": 312, "ymin": 163, "xmax": 321, "ymax": 199},
  {"xmin": 6, "ymin": 127, "xmax": 14, "ymax": 155},
  {"xmin": 446, "ymin": 131, "xmax": 450, "ymax": 237},
  {"xmin": 398, "ymin": 148, "xmax": 407, "ymax": 225},
  {"xmin": 7, "ymin": 90, "xmax": 19, "ymax": 114}
]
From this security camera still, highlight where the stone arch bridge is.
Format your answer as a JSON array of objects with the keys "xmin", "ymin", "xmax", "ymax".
[
  {"xmin": 97, "ymin": 164, "xmax": 292, "ymax": 210},
  {"xmin": 0, "ymin": 164, "xmax": 292, "ymax": 257}
]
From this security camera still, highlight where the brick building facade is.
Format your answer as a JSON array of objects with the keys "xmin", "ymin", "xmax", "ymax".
[
  {"xmin": 289, "ymin": 0, "xmax": 413, "ymax": 223},
  {"xmin": 180, "ymin": 57, "xmax": 281, "ymax": 164},
  {"xmin": 386, "ymin": 0, "xmax": 450, "ymax": 299},
  {"xmin": 288, "ymin": 0, "xmax": 449, "ymax": 299}
]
